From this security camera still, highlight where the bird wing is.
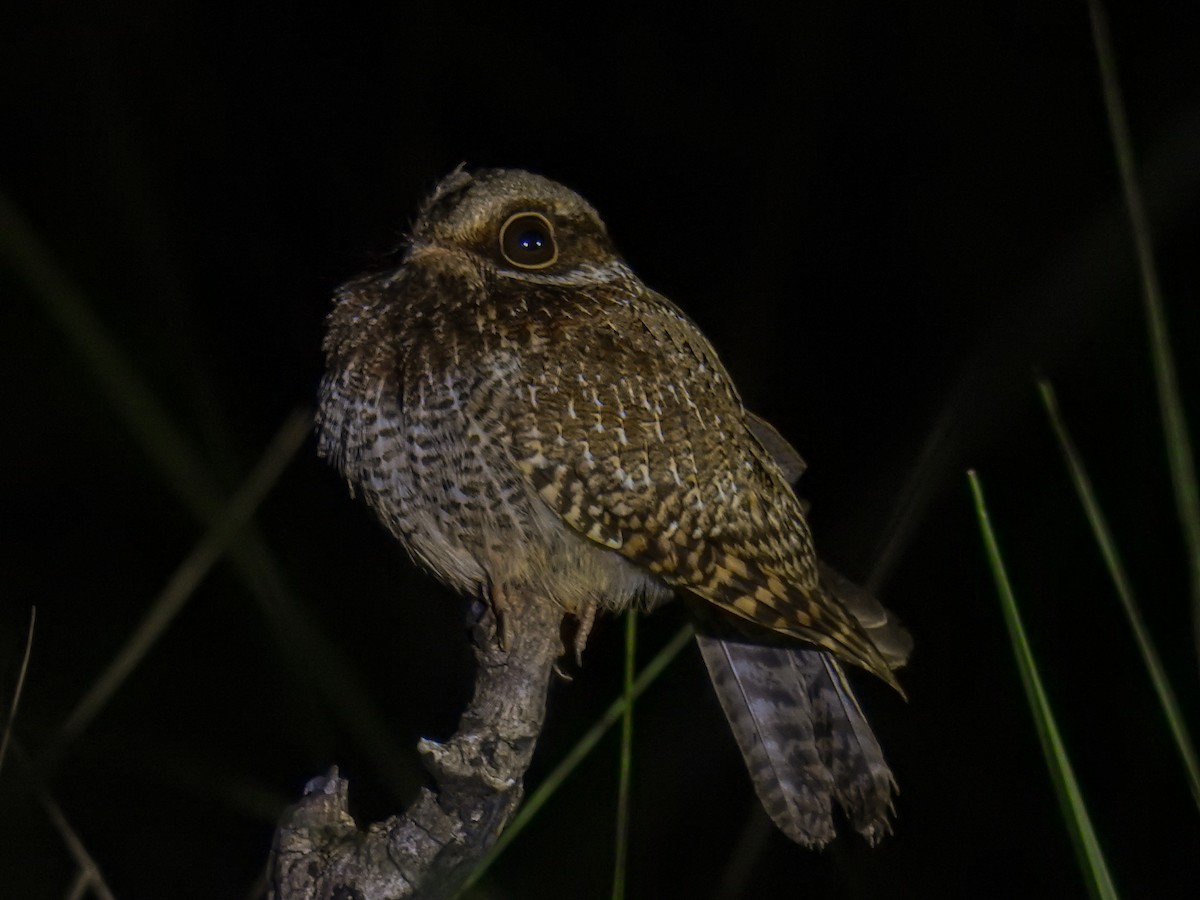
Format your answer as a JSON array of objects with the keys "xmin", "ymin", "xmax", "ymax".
[
  {"xmin": 745, "ymin": 410, "xmax": 807, "ymax": 486},
  {"xmin": 743, "ymin": 412, "xmax": 912, "ymax": 670},
  {"xmin": 503, "ymin": 284, "xmax": 897, "ymax": 686}
]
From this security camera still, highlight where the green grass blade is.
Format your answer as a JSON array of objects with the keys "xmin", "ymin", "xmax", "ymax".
[
  {"xmin": 609, "ymin": 609, "xmax": 638, "ymax": 897},
  {"xmin": 55, "ymin": 409, "xmax": 311, "ymax": 750},
  {"xmin": 1040, "ymin": 381, "xmax": 1200, "ymax": 810},
  {"xmin": 1, "ymin": 191, "xmax": 417, "ymax": 798},
  {"xmin": 611, "ymin": 609, "xmax": 637, "ymax": 900},
  {"xmin": 969, "ymin": 471, "xmax": 1119, "ymax": 900},
  {"xmin": 459, "ymin": 624, "xmax": 693, "ymax": 896},
  {"xmin": 1088, "ymin": 0, "xmax": 1200, "ymax": 669}
]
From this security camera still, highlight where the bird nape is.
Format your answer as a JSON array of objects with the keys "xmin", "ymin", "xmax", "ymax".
[{"xmin": 316, "ymin": 167, "xmax": 911, "ymax": 848}]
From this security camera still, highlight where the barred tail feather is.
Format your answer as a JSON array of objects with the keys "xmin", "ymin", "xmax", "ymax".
[
  {"xmin": 696, "ymin": 633, "xmax": 898, "ymax": 847},
  {"xmin": 814, "ymin": 653, "xmax": 896, "ymax": 844}
]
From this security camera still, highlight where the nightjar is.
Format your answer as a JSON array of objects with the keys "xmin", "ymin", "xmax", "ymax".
[{"xmin": 316, "ymin": 167, "xmax": 911, "ymax": 847}]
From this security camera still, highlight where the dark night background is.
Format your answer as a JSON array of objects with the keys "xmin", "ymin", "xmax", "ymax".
[{"xmin": 2, "ymin": 2, "xmax": 1198, "ymax": 897}]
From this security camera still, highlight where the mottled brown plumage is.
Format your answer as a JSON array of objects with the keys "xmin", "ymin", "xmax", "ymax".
[{"xmin": 317, "ymin": 168, "xmax": 911, "ymax": 846}]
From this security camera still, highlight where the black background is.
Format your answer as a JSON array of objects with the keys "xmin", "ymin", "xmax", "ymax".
[{"xmin": 2, "ymin": 2, "xmax": 1199, "ymax": 897}]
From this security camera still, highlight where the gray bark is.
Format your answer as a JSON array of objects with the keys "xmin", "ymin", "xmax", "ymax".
[{"xmin": 269, "ymin": 594, "xmax": 565, "ymax": 900}]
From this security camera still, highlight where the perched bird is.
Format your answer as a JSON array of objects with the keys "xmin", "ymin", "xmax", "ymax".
[{"xmin": 316, "ymin": 168, "xmax": 911, "ymax": 847}]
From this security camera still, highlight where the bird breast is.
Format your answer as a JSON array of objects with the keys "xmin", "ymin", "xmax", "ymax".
[{"xmin": 316, "ymin": 267, "xmax": 670, "ymax": 615}]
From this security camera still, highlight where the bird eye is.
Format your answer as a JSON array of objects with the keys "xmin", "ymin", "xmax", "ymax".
[{"xmin": 499, "ymin": 212, "xmax": 558, "ymax": 269}]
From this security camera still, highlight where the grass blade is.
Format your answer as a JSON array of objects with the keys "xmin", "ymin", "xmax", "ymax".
[
  {"xmin": 1088, "ymin": 0, "xmax": 1200, "ymax": 669},
  {"xmin": 1040, "ymin": 381, "xmax": 1200, "ymax": 810},
  {"xmin": 56, "ymin": 409, "xmax": 311, "ymax": 750},
  {"xmin": 11, "ymin": 740, "xmax": 119, "ymax": 900},
  {"xmin": 611, "ymin": 609, "xmax": 637, "ymax": 900},
  {"xmin": 1, "ymin": 191, "xmax": 415, "ymax": 798},
  {"xmin": 0, "ymin": 189, "xmax": 222, "ymax": 520},
  {"xmin": 0, "ymin": 607, "xmax": 36, "ymax": 775},
  {"xmin": 968, "ymin": 470, "xmax": 1119, "ymax": 900},
  {"xmin": 459, "ymin": 624, "xmax": 693, "ymax": 896},
  {"xmin": 40, "ymin": 788, "xmax": 117, "ymax": 900}
]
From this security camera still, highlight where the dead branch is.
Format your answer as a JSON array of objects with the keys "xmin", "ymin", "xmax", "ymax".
[{"xmin": 269, "ymin": 593, "xmax": 565, "ymax": 900}]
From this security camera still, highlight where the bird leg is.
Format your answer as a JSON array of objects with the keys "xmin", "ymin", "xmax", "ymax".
[
  {"xmin": 572, "ymin": 600, "xmax": 599, "ymax": 666},
  {"xmin": 487, "ymin": 580, "xmax": 511, "ymax": 651},
  {"xmin": 551, "ymin": 600, "xmax": 599, "ymax": 680}
]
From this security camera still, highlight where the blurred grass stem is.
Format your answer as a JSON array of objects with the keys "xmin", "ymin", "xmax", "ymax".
[
  {"xmin": 611, "ymin": 608, "xmax": 637, "ymax": 900},
  {"xmin": 1, "ymin": 188, "xmax": 415, "ymax": 798},
  {"xmin": 1040, "ymin": 381, "xmax": 1200, "ymax": 809},
  {"xmin": 1088, "ymin": 0, "xmax": 1200, "ymax": 669},
  {"xmin": 56, "ymin": 410, "xmax": 311, "ymax": 749},
  {"xmin": 459, "ymin": 624, "xmax": 692, "ymax": 895},
  {"xmin": 0, "ymin": 607, "xmax": 36, "ymax": 774}
]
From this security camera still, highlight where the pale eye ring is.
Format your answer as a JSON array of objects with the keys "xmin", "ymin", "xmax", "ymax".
[{"xmin": 499, "ymin": 212, "xmax": 558, "ymax": 269}]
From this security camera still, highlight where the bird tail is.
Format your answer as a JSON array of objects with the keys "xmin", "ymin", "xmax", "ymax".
[{"xmin": 695, "ymin": 633, "xmax": 898, "ymax": 847}]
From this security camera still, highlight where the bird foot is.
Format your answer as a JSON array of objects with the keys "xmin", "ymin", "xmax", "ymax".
[
  {"xmin": 487, "ymin": 581, "xmax": 510, "ymax": 651},
  {"xmin": 572, "ymin": 602, "xmax": 598, "ymax": 666}
]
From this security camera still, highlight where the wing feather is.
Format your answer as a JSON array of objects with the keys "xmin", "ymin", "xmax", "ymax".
[{"xmin": 504, "ymin": 284, "xmax": 895, "ymax": 683}]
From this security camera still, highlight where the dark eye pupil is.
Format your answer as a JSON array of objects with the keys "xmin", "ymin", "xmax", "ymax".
[
  {"xmin": 515, "ymin": 230, "xmax": 545, "ymax": 254},
  {"xmin": 500, "ymin": 212, "xmax": 557, "ymax": 268}
]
